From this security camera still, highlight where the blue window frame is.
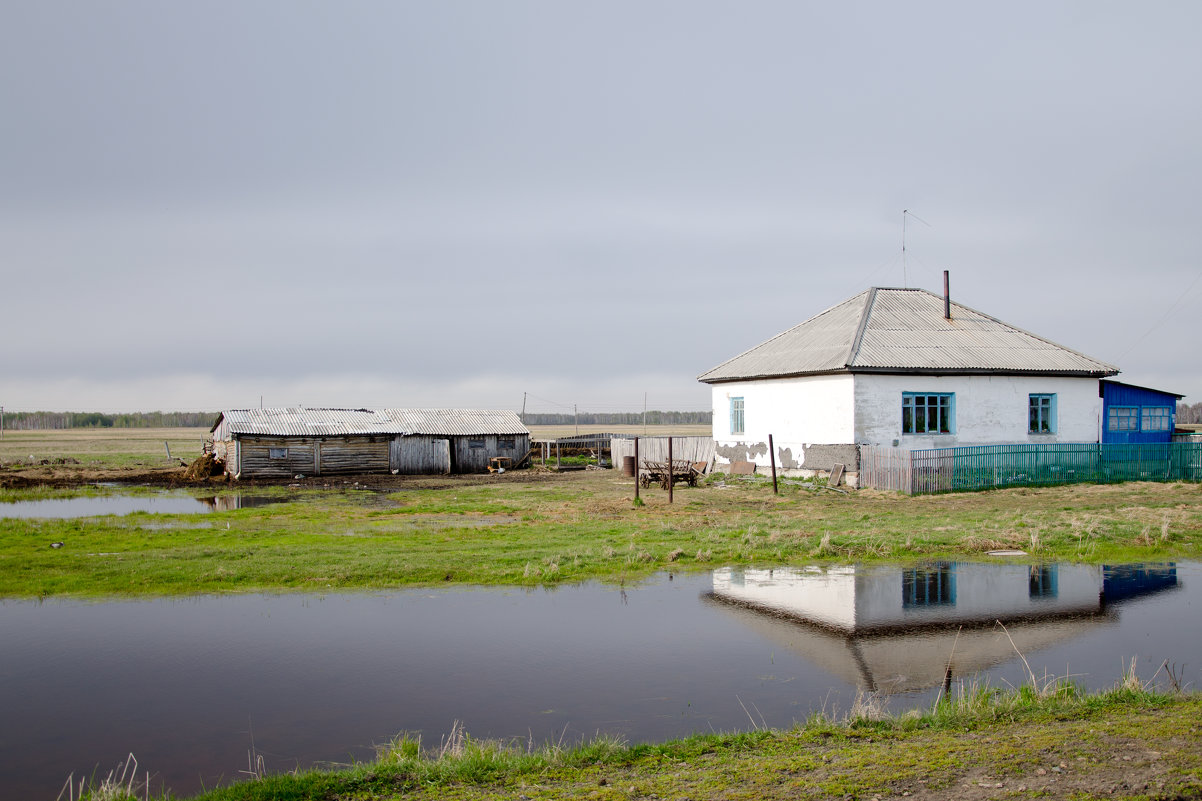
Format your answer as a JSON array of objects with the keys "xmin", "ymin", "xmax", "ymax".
[
  {"xmin": 1029, "ymin": 565, "xmax": 1058, "ymax": 599},
  {"xmin": 730, "ymin": 397, "xmax": 745, "ymax": 435},
  {"xmin": 902, "ymin": 393, "xmax": 954, "ymax": 434},
  {"xmin": 1029, "ymin": 394, "xmax": 1056, "ymax": 434},
  {"xmin": 903, "ymin": 563, "xmax": 956, "ymax": 607},
  {"xmin": 1141, "ymin": 407, "xmax": 1171, "ymax": 432},
  {"xmin": 1108, "ymin": 406, "xmax": 1139, "ymax": 432}
]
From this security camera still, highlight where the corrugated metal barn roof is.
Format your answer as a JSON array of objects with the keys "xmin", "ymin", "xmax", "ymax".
[
  {"xmin": 698, "ymin": 287, "xmax": 1119, "ymax": 383},
  {"xmin": 213, "ymin": 407, "xmax": 529, "ymax": 437}
]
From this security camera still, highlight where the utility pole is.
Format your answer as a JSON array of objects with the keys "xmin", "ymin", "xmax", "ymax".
[
  {"xmin": 1, "ymin": 405, "xmax": 4, "ymax": 440},
  {"xmin": 574, "ymin": 404, "xmax": 578, "ymax": 436},
  {"xmin": 643, "ymin": 392, "xmax": 647, "ymax": 435},
  {"xmin": 521, "ymin": 392, "xmax": 527, "ymax": 423}
]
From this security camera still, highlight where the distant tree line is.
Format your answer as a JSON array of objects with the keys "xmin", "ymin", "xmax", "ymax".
[
  {"xmin": 7, "ymin": 403, "xmax": 1191, "ymax": 429},
  {"xmin": 521, "ymin": 410, "xmax": 711, "ymax": 426},
  {"xmin": 0, "ymin": 411, "xmax": 217, "ymax": 430},
  {"xmin": 1179, "ymin": 402, "xmax": 1202, "ymax": 425}
]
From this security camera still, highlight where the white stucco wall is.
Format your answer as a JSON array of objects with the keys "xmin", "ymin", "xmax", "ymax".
[
  {"xmin": 854, "ymin": 374, "xmax": 1104, "ymax": 447},
  {"xmin": 706, "ymin": 373, "xmax": 1104, "ymax": 470},
  {"xmin": 710, "ymin": 374, "xmax": 856, "ymax": 449}
]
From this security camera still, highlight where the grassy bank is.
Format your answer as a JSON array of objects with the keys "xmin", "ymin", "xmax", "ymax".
[
  {"xmin": 1, "ymin": 470, "xmax": 1200, "ymax": 597},
  {"xmin": 76, "ymin": 681, "xmax": 1202, "ymax": 801}
]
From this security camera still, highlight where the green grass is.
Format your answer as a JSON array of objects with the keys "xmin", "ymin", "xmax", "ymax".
[
  {"xmin": 73, "ymin": 681, "xmax": 1202, "ymax": 800},
  {"xmin": 2, "ymin": 472, "xmax": 1201, "ymax": 597}
]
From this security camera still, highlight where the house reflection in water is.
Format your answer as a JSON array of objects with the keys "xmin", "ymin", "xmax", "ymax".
[{"xmin": 708, "ymin": 562, "xmax": 1177, "ymax": 695}]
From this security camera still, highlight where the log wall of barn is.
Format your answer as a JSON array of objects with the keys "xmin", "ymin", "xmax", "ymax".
[
  {"xmin": 234, "ymin": 437, "xmax": 389, "ymax": 477},
  {"xmin": 227, "ymin": 432, "xmax": 531, "ymax": 477},
  {"xmin": 317, "ymin": 438, "xmax": 390, "ymax": 475},
  {"xmin": 237, "ymin": 439, "xmax": 318, "ymax": 478}
]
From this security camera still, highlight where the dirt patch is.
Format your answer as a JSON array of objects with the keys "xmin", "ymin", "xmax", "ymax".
[{"xmin": 0, "ymin": 464, "xmax": 193, "ymax": 490}]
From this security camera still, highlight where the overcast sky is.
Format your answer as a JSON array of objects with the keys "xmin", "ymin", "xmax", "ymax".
[{"xmin": 3, "ymin": 1, "xmax": 1199, "ymax": 415}]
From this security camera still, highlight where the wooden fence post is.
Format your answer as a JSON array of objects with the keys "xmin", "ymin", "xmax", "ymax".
[
  {"xmin": 769, "ymin": 434, "xmax": 778, "ymax": 494},
  {"xmin": 668, "ymin": 436, "xmax": 674, "ymax": 504},
  {"xmin": 634, "ymin": 436, "xmax": 640, "ymax": 503}
]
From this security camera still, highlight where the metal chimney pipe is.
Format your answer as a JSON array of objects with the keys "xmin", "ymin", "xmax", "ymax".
[{"xmin": 943, "ymin": 270, "xmax": 951, "ymax": 319}]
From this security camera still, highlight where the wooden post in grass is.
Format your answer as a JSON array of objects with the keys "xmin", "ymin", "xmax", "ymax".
[
  {"xmin": 634, "ymin": 437, "xmax": 640, "ymax": 502},
  {"xmin": 769, "ymin": 434, "xmax": 778, "ymax": 495},
  {"xmin": 668, "ymin": 436, "xmax": 674, "ymax": 504}
]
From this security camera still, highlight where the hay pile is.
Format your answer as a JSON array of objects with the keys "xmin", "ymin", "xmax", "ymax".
[{"xmin": 183, "ymin": 453, "xmax": 225, "ymax": 480}]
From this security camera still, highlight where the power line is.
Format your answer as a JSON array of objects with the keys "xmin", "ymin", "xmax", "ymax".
[
  {"xmin": 901, "ymin": 209, "xmax": 933, "ymax": 289},
  {"xmin": 1116, "ymin": 267, "xmax": 1202, "ymax": 363}
]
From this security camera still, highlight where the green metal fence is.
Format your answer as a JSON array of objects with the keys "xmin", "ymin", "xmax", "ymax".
[{"xmin": 861, "ymin": 442, "xmax": 1202, "ymax": 495}]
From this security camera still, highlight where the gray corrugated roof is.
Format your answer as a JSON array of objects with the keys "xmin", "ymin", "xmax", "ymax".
[
  {"xmin": 213, "ymin": 407, "xmax": 529, "ymax": 437},
  {"xmin": 698, "ymin": 287, "xmax": 1119, "ymax": 383}
]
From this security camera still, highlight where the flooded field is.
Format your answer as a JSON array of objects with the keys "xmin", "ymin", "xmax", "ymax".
[
  {"xmin": 0, "ymin": 561, "xmax": 1195, "ymax": 799},
  {"xmin": 0, "ymin": 492, "xmax": 294, "ymax": 518}
]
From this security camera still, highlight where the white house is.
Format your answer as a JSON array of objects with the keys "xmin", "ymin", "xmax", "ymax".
[{"xmin": 697, "ymin": 285, "xmax": 1119, "ymax": 478}]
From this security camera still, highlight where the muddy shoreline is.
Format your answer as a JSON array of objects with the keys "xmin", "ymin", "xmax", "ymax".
[{"xmin": 0, "ymin": 463, "xmax": 567, "ymax": 491}]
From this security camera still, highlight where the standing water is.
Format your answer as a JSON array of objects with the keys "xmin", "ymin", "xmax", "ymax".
[{"xmin": 0, "ymin": 561, "xmax": 1195, "ymax": 799}]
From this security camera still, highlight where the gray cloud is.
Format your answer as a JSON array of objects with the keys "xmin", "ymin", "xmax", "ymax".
[{"xmin": 2, "ymin": 1, "xmax": 1200, "ymax": 412}]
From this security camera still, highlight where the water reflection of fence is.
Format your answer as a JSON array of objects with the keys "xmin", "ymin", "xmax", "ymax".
[{"xmin": 861, "ymin": 442, "xmax": 1202, "ymax": 495}]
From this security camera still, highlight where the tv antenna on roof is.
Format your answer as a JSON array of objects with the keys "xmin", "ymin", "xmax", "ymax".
[{"xmin": 902, "ymin": 209, "xmax": 932, "ymax": 288}]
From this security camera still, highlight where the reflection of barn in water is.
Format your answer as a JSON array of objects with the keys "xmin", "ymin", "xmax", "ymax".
[
  {"xmin": 708, "ymin": 563, "xmax": 1177, "ymax": 695},
  {"xmin": 197, "ymin": 495, "xmax": 284, "ymax": 512}
]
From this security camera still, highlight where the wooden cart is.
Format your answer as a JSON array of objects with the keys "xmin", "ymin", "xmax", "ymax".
[{"xmin": 639, "ymin": 459, "xmax": 700, "ymax": 489}]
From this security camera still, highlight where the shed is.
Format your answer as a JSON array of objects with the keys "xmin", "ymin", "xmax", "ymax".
[
  {"xmin": 210, "ymin": 407, "xmax": 530, "ymax": 478},
  {"xmin": 1099, "ymin": 380, "xmax": 1183, "ymax": 444}
]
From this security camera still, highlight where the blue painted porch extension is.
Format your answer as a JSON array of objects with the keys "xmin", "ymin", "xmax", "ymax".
[
  {"xmin": 1100, "ymin": 380, "xmax": 1183, "ymax": 444},
  {"xmin": 860, "ymin": 442, "xmax": 1202, "ymax": 495}
]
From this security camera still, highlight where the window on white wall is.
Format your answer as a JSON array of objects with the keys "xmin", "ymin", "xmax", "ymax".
[
  {"xmin": 902, "ymin": 393, "xmax": 953, "ymax": 434},
  {"xmin": 1029, "ymin": 394, "xmax": 1056, "ymax": 434},
  {"xmin": 730, "ymin": 397, "xmax": 745, "ymax": 435},
  {"xmin": 1141, "ymin": 407, "xmax": 1171, "ymax": 432}
]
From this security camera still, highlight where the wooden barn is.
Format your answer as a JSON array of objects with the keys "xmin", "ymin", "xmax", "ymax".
[{"xmin": 209, "ymin": 407, "xmax": 530, "ymax": 478}]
